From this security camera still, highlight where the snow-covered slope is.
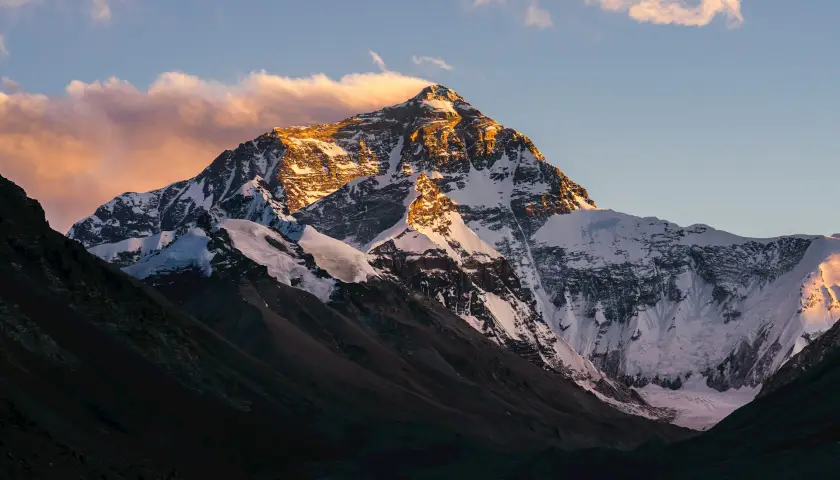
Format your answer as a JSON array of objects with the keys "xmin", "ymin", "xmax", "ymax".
[
  {"xmin": 123, "ymin": 216, "xmax": 376, "ymax": 303},
  {"xmin": 636, "ymin": 376, "xmax": 759, "ymax": 431},
  {"xmin": 217, "ymin": 219, "xmax": 337, "ymax": 301},
  {"xmin": 68, "ymin": 84, "xmax": 840, "ymax": 427},
  {"xmin": 124, "ymin": 228, "xmax": 215, "ymax": 279},
  {"xmin": 530, "ymin": 209, "xmax": 840, "ymax": 393}
]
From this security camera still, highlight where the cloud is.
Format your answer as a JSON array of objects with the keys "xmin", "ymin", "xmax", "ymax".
[
  {"xmin": 0, "ymin": 0, "xmax": 114, "ymax": 21},
  {"xmin": 0, "ymin": 77, "xmax": 20, "ymax": 93},
  {"xmin": 411, "ymin": 55, "xmax": 455, "ymax": 71},
  {"xmin": 0, "ymin": 70, "xmax": 432, "ymax": 232},
  {"xmin": 524, "ymin": 3, "xmax": 553, "ymax": 29},
  {"xmin": 90, "ymin": 0, "xmax": 111, "ymax": 22},
  {"xmin": 0, "ymin": 34, "xmax": 7, "ymax": 57},
  {"xmin": 587, "ymin": 0, "xmax": 743, "ymax": 27},
  {"xmin": 472, "ymin": 0, "xmax": 505, "ymax": 5},
  {"xmin": 369, "ymin": 50, "xmax": 388, "ymax": 72}
]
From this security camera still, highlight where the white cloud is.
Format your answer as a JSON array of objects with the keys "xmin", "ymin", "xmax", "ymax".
[
  {"xmin": 587, "ymin": 0, "xmax": 744, "ymax": 27},
  {"xmin": 369, "ymin": 49, "xmax": 388, "ymax": 72},
  {"xmin": 0, "ymin": 34, "xmax": 7, "ymax": 57},
  {"xmin": 90, "ymin": 0, "xmax": 111, "ymax": 22},
  {"xmin": 0, "ymin": 0, "xmax": 114, "ymax": 21},
  {"xmin": 0, "ymin": 70, "xmax": 431, "ymax": 232},
  {"xmin": 524, "ymin": 3, "xmax": 553, "ymax": 29},
  {"xmin": 472, "ymin": 0, "xmax": 505, "ymax": 6},
  {"xmin": 411, "ymin": 55, "xmax": 455, "ymax": 71}
]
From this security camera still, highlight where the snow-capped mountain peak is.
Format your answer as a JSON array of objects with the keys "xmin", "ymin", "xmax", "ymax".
[{"xmin": 67, "ymin": 85, "xmax": 840, "ymax": 429}]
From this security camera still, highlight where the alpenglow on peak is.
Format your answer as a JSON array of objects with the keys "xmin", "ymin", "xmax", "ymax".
[{"xmin": 411, "ymin": 84, "xmax": 467, "ymax": 103}]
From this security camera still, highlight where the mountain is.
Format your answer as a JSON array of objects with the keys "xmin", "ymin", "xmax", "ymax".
[
  {"xmin": 67, "ymin": 85, "xmax": 658, "ymax": 417},
  {"xmin": 497, "ymin": 333, "xmax": 840, "ymax": 479},
  {"xmin": 0, "ymin": 172, "xmax": 324, "ymax": 478},
  {"xmin": 509, "ymin": 288, "xmax": 840, "ymax": 478},
  {"xmin": 758, "ymin": 298, "xmax": 840, "ymax": 397},
  {"xmin": 1, "ymin": 173, "xmax": 690, "ymax": 478},
  {"xmin": 68, "ymin": 85, "xmax": 840, "ymax": 428}
]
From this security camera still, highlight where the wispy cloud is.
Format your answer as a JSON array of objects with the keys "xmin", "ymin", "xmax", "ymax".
[
  {"xmin": 587, "ymin": 0, "xmax": 743, "ymax": 27},
  {"xmin": 90, "ymin": 0, "xmax": 111, "ymax": 22},
  {"xmin": 472, "ymin": 0, "xmax": 505, "ymax": 6},
  {"xmin": 369, "ymin": 49, "xmax": 388, "ymax": 72},
  {"xmin": 524, "ymin": 3, "xmax": 553, "ymax": 29},
  {"xmin": 0, "ymin": 70, "xmax": 431, "ymax": 232},
  {"xmin": 411, "ymin": 55, "xmax": 455, "ymax": 71},
  {"xmin": 0, "ymin": 34, "xmax": 7, "ymax": 58},
  {"xmin": 0, "ymin": 0, "xmax": 114, "ymax": 21}
]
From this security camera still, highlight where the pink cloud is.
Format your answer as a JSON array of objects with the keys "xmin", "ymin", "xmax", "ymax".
[
  {"xmin": 0, "ymin": 70, "xmax": 431, "ymax": 232},
  {"xmin": 588, "ymin": 0, "xmax": 743, "ymax": 27}
]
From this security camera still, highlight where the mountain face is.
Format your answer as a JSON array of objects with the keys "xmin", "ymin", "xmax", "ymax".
[
  {"xmin": 0, "ymin": 173, "xmax": 331, "ymax": 478},
  {"xmin": 498, "ymin": 333, "xmax": 840, "ymax": 479},
  {"xmin": 0, "ymin": 174, "xmax": 691, "ymax": 478},
  {"xmin": 758, "ymin": 294, "xmax": 840, "ymax": 397},
  {"xmin": 68, "ymin": 85, "xmax": 840, "ymax": 426}
]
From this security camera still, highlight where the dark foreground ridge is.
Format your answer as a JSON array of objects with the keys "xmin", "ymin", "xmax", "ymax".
[
  {"xmin": 0, "ymin": 173, "xmax": 687, "ymax": 478},
  {"xmin": 2, "ymin": 172, "xmax": 839, "ymax": 478}
]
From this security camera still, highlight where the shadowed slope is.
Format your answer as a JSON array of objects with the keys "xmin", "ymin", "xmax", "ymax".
[{"xmin": 0, "ymin": 173, "xmax": 688, "ymax": 478}]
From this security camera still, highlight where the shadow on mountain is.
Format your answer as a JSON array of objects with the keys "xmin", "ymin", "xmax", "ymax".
[
  {"xmin": 0, "ymin": 174, "xmax": 691, "ymax": 478},
  {"xmin": 504, "ymin": 327, "xmax": 840, "ymax": 479}
]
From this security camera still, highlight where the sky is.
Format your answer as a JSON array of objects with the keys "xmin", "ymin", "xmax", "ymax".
[{"xmin": 0, "ymin": 0, "xmax": 838, "ymax": 237}]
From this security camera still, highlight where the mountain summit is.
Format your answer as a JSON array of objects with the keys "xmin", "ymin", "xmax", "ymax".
[{"xmin": 68, "ymin": 86, "xmax": 840, "ymax": 428}]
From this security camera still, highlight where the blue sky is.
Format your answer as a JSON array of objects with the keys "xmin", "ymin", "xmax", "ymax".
[{"xmin": 1, "ymin": 0, "xmax": 838, "ymax": 236}]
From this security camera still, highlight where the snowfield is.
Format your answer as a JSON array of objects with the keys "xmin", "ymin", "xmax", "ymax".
[
  {"xmin": 637, "ymin": 376, "xmax": 759, "ymax": 431},
  {"xmin": 125, "ymin": 229, "xmax": 215, "ymax": 279}
]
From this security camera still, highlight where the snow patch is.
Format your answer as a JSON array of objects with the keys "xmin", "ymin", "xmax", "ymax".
[
  {"xmin": 532, "ymin": 209, "xmax": 799, "ymax": 267},
  {"xmin": 124, "ymin": 229, "xmax": 214, "ymax": 279},
  {"xmin": 483, "ymin": 292, "xmax": 521, "ymax": 339},
  {"xmin": 416, "ymin": 210, "xmax": 502, "ymax": 263},
  {"xmin": 290, "ymin": 138, "xmax": 349, "ymax": 158},
  {"xmin": 446, "ymin": 157, "xmax": 515, "ymax": 208},
  {"xmin": 421, "ymin": 99, "xmax": 457, "ymax": 114},
  {"xmin": 221, "ymin": 220, "xmax": 335, "ymax": 301},
  {"xmin": 298, "ymin": 227, "xmax": 378, "ymax": 284},
  {"xmin": 89, "ymin": 231, "xmax": 176, "ymax": 262},
  {"xmin": 391, "ymin": 229, "xmax": 440, "ymax": 254},
  {"xmin": 637, "ymin": 376, "xmax": 759, "ymax": 431}
]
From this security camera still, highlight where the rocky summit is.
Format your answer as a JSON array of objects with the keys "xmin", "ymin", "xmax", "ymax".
[{"xmin": 68, "ymin": 84, "xmax": 840, "ymax": 428}]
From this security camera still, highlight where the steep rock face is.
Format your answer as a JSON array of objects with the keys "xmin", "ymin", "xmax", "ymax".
[
  {"xmin": 68, "ymin": 85, "xmax": 604, "ymax": 378},
  {"xmin": 529, "ymin": 210, "xmax": 840, "ymax": 392},
  {"xmin": 68, "ymin": 114, "xmax": 403, "ymax": 250},
  {"xmin": 759, "ymin": 255, "xmax": 840, "ymax": 396},
  {"xmin": 292, "ymin": 87, "xmax": 840, "ymax": 396},
  {"xmin": 290, "ymin": 87, "xmax": 604, "ymax": 381},
  {"xmin": 67, "ymin": 85, "xmax": 840, "ymax": 424}
]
